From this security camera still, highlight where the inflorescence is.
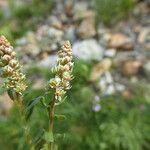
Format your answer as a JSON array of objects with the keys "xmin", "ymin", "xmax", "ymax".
[
  {"xmin": 0, "ymin": 36, "xmax": 27, "ymax": 95},
  {"xmin": 49, "ymin": 41, "xmax": 74, "ymax": 102}
]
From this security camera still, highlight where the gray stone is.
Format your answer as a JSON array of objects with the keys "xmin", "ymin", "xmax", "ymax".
[
  {"xmin": 143, "ymin": 61, "xmax": 150, "ymax": 77},
  {"xmin": 72, "ymin": 39, "xmax": 104, "ymax": 61},
  {"xmin": 38, "ymin": 55, "xmax": 57, "ymax": 68}
]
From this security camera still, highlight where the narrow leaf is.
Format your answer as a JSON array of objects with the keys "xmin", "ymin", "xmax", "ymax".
[{"xmin": 44, "ymin": 131, "xmax": 54, "ymax": 143}]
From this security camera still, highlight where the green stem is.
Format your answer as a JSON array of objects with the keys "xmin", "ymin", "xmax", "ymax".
[
  {"xmin": 15, "ymin": 93, "xmax": 35, "ymax": 150},
  {"xmin": 48, "ymin": 95, "xmax": 56, "ymax": 150}
]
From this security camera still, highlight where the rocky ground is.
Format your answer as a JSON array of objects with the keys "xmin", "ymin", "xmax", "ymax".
[{"xmin": 0, "ymin": 0, "xmax": 150, "ymax": 112}]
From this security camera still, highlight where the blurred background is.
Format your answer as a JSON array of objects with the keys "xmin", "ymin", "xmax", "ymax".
[{"xmin": 0, "ymin": 0, "xmax": 150, "ymax": 149}]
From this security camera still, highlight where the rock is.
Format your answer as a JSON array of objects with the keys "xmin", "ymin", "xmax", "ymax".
[
  {"xmin": 115, "ymin": 83, "xmax": 126, "ymax": 92},
  {"xmin": 32, "ymin": 79, "xmax": 46, "ymax": 90},
  {"xmin": 48, "ymin": 16, "xmax": 63, "ymax": 30},
  {"xmin": 98, "ymin": 72, "xmax": 115, "ymax": 95},
  {"xmin": 64, "ymin": 26, "xmax": 76, "ymax": 42},
  {"xmin": 76, "ymin": 18, "xmax": 96, "ymax": 39},
  {"xmin": 16, "ymin": 37, "xmax": 28, "ymax": 45},
  {"xmin": 104, "ymin": 48, "xmax": 116, "ymax": 58},
  {"xmin": 73, "ymin": 2, "xmax": 94, "ymax": 20},
  {"xmin": 138, "ymin": 27, "xmax": 150, "ymax": 50},
  {"xmin": 0, "ymin": 93, "xmax": 13, "ymax": 115},
  {"xmin": 36, "ymin": 26, "xmax": 64, "ymax": 42},
  {"xmin": 104, "ymin": 84, "xmax": 115, "ymax": 95},
  {"xmin": 72, "ymin": 39, "xmax": 104, "ymax": 61},
  {"xmin": 16, "ymin": 26, "xmax": 64, "ymax": 58},
  {"xmin": 38, "ymin": 55, "xmax": 57, "ymax": 68},
  {"xmin": 143, "ymin": 61, "xmax": 150, "ymax": 77},
  {"xmin": 47, "ymin": 27, "xmax": 64, "ymax": 41},
  {"xmin": 64, "ymin": 0, "xmax": 73, "ymax": 17},
  {"xmin": 24, "ymin": 44, "xmax": 40, "ymax": 56},
  {"xmin": 121, "ymin": 60, "xmax": 142, "ymax": 76},
  {"xmin": 16, "ymin": 32, "xmax": 40, "ymax": 56},
  {"xmin": 90, "ymin": 59, "xmax": 112, "ymax": 81},
  {"xmin": 107, "ymin": 33, "xmax": 134, "ymax": 50}
]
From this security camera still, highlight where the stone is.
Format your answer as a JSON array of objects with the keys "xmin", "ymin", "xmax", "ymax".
[
  {"xmin": 64, "ymin": 0, "xmax": 73, "ymax": 17},
  {"xmin": 143, "ymin": 61, "xmax": 150, "ymax": 77},
  {"xmin": 0, "ymin": 93, "xmax": 13, "ymax": 115},
  {"xmin": 64, "ymin": 26, "xmax": 76, "ymax": 42},
  {"xmin": 121, "ymin": 60, "xmax": 142, "ymax": 76},
  {"xmin": 115, "ymin": 83, "xmax": 126, "ymax": 92},
  {"xmin": 73, "ymin": 2, "xmax": 94, "ymax": 20},
  {"xmin": 107, "ymin": 33, "xmax": 134, "ymax": 50},
  {"xmin": 104, "ymin": 48, "xmax": 116, "ymax": 57},
  {"xmin": 38, "ymin": 55, "xmax": 57, "ymax": 68},
  {"xmin": 98, "ymin": 72, "xmax": 115, "ymax": 95},
  {"xmin": 90, "ymin": 59, "xmax": 112, "ymax": 81},
  {"xmin": 76, "ymin": 18, "xmax": 96, "ymax": 39},
  {"xmin": 72, "ymin": 39, "xmax": 104, "ymax": 61},
  {"xmin": 104, "ymin": 84, "xmax": 115, "ymax": 95},
  {"xmin": 48, "ymin": 16, "xmax": 63, "ymax": 30},
  {"xmin": 138, "ymin": 27, "xmax": 150, "ymax": 50}
]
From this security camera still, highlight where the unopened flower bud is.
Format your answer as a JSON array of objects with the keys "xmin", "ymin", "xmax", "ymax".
[
  {"xmin": 9, "ymin": 59, "xmax": 19, "ymax": 68},
  {"xmin": 0, "ymin": 50, "xmax": 4, "ymax": 56},
  {"xmin": 1, "ymin": 55, "xmax": 11, "ymax": 64},
  {"xmin": 2, "ymin": 66, "xmax": 13, "ymax": 77},
  {"xmin": 4, "ymin": 47, "xmax": 13, "ymax": 55},
  {"xmin": 63, "ymin": 81, "xmax": 70, "ymax": 90},
  {"xmin": 49, "ymin": 77, "xmax": 61, "ymax": 88},
  {"xmin": 11, "ymin": 51, "xmax": 16, "ymax": 58},
  {"xmin": 55, "ymin": 88, "xmax": 66, "ymax": 97},
  {"xmin": 62, "ymin": 72, "xmax": 72, "ymax": 81},
  {"xmin": 59, "ymin": 56, "xmax": 71, "ymax": 65}
]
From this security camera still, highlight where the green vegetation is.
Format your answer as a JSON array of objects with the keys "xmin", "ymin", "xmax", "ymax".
[
  {"xmin": 95, "ymin": 0, "xmax": 134, "ymax": 25},
  {"xmin": 0, "ymin": 60, "xmax": 150, "ymax": 150}
]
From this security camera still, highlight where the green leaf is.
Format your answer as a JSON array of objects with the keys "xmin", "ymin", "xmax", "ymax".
[
  {"xmin": 54, "ymin": 114, "xmax": 67, "ymax": 120},
  {"xmin": 33, "ymin": 129, "xmax": 44, "ymax": 146},
  {"xmin": 41, "ymin": 98, "xmax": 48, "ymax": 107},
  {"xmin": 25, "ymin": 96, "xmax": 44, "ymax": 112},
  {"xmin": 25, "ymin": 96, "xmax": 44, "ymax": 120},
  {"xmin": 55, "ymin": 96, "xmax": 67, "ymax": 106},
  {"xmin": 7, "ymin": 89, "xmax": 17, "ymax": 101},
  {"xmin": 42, "ymin": 144, "xmax": 48, "ymax": 150},
  {"xmin": 44, "ymin": 131, "xmax": 54, "ymax": 143}
]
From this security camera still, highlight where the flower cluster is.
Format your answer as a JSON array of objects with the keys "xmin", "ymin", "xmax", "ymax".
[
  {"xmin": 0, "ymin": 36, "xmax": 27, "ymax": 94},
  {"xmin": 49, "ymin": 41, "xmax": 74, "ymax": 101}
]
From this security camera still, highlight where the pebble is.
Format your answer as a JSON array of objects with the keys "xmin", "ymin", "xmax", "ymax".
[
  {"xmin": 38, "ymin": 55, "xmax": 57, "ymax": 68},
  {"xmin": 76, "ymin": 18, "xmax": 96, "ymax": 39},
  {"xmin": 0, "ymin": 93, "xmax": 13, "ymax": 115},
  {"xmin": 104, "ymin": 48, "xmax": 116, "ymax": 58},
  {"xmin": 121, "ymin": 60, "xmax": 142, "ymax": 76},
  {"xmin": 98, "ymin": 72, "xmax": 115, "ymax": 95},
  {"xmin": 72, "ymin": 39, "xmax": 104, "ymax": 61},
  {"xmin": 90, "ymin": 59, "xmax": 112, "ymax": 81},
  {"xmin": 64, "ymin": 26, "xmax": 76, "ymax": 42},
  {"xmin": 138, "ymin": 27, "xmax": 150, "ymax": 50},
  {"xmin": 143, "ymin": 61, "xmax": 150, "ymax": 77},
  {"xmin": 107, "ymin": 33, "xmax": 134, "ymax": 50}
]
